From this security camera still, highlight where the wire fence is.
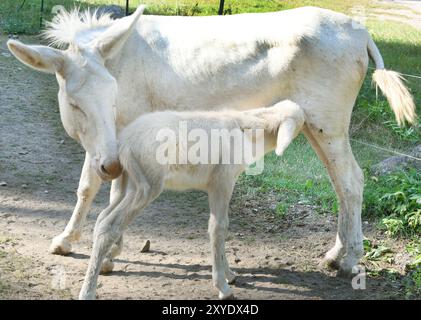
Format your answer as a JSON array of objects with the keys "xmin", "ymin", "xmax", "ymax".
[{"xmin": 0, "ymin": 0, "xmax": 229, "ymax": 34}]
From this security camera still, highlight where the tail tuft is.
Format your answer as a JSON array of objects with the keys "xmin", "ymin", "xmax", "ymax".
[{"xmin": 372, "ymin": 69, "xmax": 417, "ymax": 126}]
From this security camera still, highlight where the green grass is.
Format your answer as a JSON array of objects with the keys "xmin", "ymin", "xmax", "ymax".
[
  {"xmin": 237, "ymin": 135, "xmax": 337, "ymax": 214},
  {"xmin": 0, "ymin": 0, "xmax": 372, "ymax": 35}
]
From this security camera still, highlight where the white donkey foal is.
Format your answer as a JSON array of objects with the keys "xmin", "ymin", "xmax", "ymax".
[{"xmin": 79, "ymin": 100, "xmax": 305, "ymax": 300}]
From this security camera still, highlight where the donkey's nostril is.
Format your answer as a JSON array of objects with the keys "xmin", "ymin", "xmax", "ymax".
[{"xmin": 101, "ymin": 164, "xmax": 109, "ymax": 175}]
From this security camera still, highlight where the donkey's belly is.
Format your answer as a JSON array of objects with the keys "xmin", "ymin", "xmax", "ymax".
[{"xmin": 164, "ymin": 165, "xmax": 213, "ymax": 191}]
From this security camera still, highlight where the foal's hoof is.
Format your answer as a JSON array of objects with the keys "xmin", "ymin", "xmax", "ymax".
[
  {"xmin": 219, "ymin": 288, "xmax": 235, "ymax": 300},
  {"xmin": 100, "ymin": 259, "xmax": 115, "ymax": 274},
  {"xmin": 219, "ymin": 292, "xmax": 235, "ymax": 300},
  {"xmin": 49, "ymin": 236, "xmax": 72, "ymax": 255}
]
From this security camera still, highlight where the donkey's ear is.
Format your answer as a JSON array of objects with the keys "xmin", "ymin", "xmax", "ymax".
[
  {"xmin": 95, "ymin": 5, "xmax": 146, "ymax": 60},
  {"xmin": 275, "ymin": 117, "xmax": 304, "ymax": 156},
  {"xmin": 7, "ymin": 40, "xmax": 64, "ymax": 74}
]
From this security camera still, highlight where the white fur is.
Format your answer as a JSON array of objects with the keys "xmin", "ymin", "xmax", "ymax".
[
  {"xmin": 78, "ymin": 101, "xmax": 305, "ymax": 300},
  {"xmin": 7, "ymin": 6, "xmax": 416, "ymax": 273}
]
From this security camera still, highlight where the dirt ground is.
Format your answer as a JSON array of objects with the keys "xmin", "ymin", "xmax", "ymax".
[{"xmin": 0, "ymin": 32, "xmax": 413, "ymax": 300}]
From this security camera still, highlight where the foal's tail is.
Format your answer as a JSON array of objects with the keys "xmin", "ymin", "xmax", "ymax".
[{"xmin": 367, "ymin": 37, "xmax": 417, "ymax": 126}]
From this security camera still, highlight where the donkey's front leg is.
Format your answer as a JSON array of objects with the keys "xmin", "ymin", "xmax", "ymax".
[{"xmin": 50, "ymin": 153, "xmax": 102, "ymax": 255}]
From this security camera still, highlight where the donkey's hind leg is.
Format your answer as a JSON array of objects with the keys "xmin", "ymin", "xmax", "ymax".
[{"xmin": 303, "ymin": 125, "xmax": 364, "ymax": 276}]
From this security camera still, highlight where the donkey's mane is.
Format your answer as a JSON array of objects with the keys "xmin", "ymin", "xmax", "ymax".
[{"xmin": 42, "ymin": 8, "xmax": 114, "ymax": 48}]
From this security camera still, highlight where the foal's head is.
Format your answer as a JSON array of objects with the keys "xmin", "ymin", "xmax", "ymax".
[{"xmin": 7, "ymin": 6, "xmax": 145, "ymax": 180}]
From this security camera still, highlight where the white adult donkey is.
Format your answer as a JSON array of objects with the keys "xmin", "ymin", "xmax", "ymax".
[{"xmin": 8, "ymin": 5, "xmax": 416, "ymax": 275}]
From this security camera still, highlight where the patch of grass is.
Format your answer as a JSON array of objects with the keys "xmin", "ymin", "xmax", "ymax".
[
  {"xmin": 237, "ymin": 135, "xmax": 336, "ymax": 215},
  {"xmin": 364, "ymin": 169, "xmax": 421, "ymax": 237},
  {"xmin": 275, "ymin": 202, "xmax": 288, "ymax": 218}
]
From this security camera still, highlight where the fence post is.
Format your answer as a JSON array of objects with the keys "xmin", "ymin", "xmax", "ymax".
[
  {"xmin": 218, "ymin": 0, "xmax": 225, "ymax": 15},
  {"xmin": 126, "ymin": 0, "xmax": 130, "ymax": 16},
  {"xmin": 40, "ymin": 0, "xmax": 44, "ymax": 27}
]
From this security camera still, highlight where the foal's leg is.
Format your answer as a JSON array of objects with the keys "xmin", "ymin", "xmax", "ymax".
[
  {"xmin": 50, "ymin": 153, "xmax": 102, "ymax": 255},
  {"xmin": 79, "ymin": 196, "xmax": 131, "ymax": 299},
  {"xmin": 208, "ymin": 175, "xmax": 236, "ymax": 299},
  {"xmin": 79, "ymin": 178, "xmax": 162, "ymax": 299},
  {"xmin": 100, "ymin": 235, "xmax": 123, "ymax": 274},
  {"xmin": 303, "ymin": 126, "xmax": 364, "ymax": 276},
  {"xmin": 100, "ymin": 180, "xmax": 126, "ymax": 274}
]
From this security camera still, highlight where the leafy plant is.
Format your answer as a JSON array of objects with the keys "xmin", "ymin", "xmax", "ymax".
[
  {"xmin": 406, "ymin": 242, "xmax": 421, "ymax": 267},
  {"xmin": 383, "ymin": 120, "xmax": 420, "ymax": 142},
  {"xmin": 364, "ymin": 239, "xmax": 393, "ymax": 261},
  {"xmin": 402, "ymin": 267, "xmax": 421, "ymax": 299},
  {"xmin": 364, "ymin": 169, "xmax": 421, "ymax": 237},
  {"xmin": 275, "ymin": 202, "xmax": 288, "ymax": 217}
]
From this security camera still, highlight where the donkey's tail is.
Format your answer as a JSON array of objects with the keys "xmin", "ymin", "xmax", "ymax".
[{"xmin": 367, "ymin": 37, "xmax": 417, "ymax": 126}]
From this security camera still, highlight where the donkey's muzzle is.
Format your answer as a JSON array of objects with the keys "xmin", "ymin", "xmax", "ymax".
[{"xmin": 99, "ymin": 159, "xmax": 123, "ymax": 180}]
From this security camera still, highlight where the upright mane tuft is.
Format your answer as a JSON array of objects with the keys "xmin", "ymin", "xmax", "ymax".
[{"xmin": 42, "ymin": 7, "xmax": 114, "ymax": 48}]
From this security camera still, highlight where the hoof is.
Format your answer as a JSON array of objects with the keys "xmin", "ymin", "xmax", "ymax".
[
  {"xmin": 219, "ymin": 292, "xmax": 235, "ymax": 300},
  {"xmin": 320, "ymin": 257, "xmax": 341, "ymax": 271},
  {"xmin": 336, "ymin": 264, "xmax": 357, "ymax": 279},
  {"xmin": 100, "ymin": 259, "xmax": 115, "ymax": 274},
  {"xmin": 218, "ymin": 287, "xmax": 235, "ymax": 300},
  {"xmin": 49, "ymin": 236, "xmax": 72, "ymax": 255}
]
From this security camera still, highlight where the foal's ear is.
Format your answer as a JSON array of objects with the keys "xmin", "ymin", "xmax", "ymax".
[
  {"xmin": 7, "ymin": 40, "xmax": 64, "ymax": 74},
  {"xmin": 275, "ymin": 112, "xmax": 305, "ymax": 157},
  {"xmin": 95, "ymin": 5, "xmax": 146, "ymax": 60}
]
